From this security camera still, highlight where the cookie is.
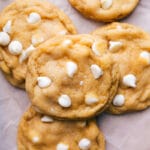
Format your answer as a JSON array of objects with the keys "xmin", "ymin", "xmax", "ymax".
[
  {"xmin": 92, "ymin": 22, "xmax": 150, "ymax": 114},
  {"xmin": 68, "ymin": 0, "xmax": 139, "ymax": 22},
  {"xmin": 26, "ymin": 34, "xmax": 119, "ymax": 120},
  {"xmin": 18, "ymin": 107, "xmax": 105, "ymax": 150},
  {"xmin": 0, "ymin": 0, "xmax": 76, "ymax": 89}
]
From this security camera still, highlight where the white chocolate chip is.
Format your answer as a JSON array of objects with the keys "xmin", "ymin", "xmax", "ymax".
[
  {"xmin": 91, "ymin": 42, "xmax": 100, "ymax": 56},
  {"xmin": 56, "ymin": 143, "xmax": 69, "ymax": 150},
  {"xmin": 27, "ymin": 12, "xmax": 41, "ymax": 24},
  {"xmin": 101, "ymin": 0, "xmax": 113, "ymax": 9},
  {"xmin": 8, "ymin": 40, "xmax": 23, "ymax": 55},
  {"xmin": 37, "ymin": 76, "xmax": 52, "ymax": 88},
  {"xmin": 80, "ymin": 81, "xmax": 84, "ymax": 86},
  {"xmin": 66, "ymin": 61, "xmax": 78, "ymax": 78},
  {"xmin": 140, "ymin": 51, "xmax": 150, "ymax": 64},
  {"xmin": 109, "ymin": 41, "xmax": 123, "ymax": 52},
  {"xmin": 58, "ymin": 95, "xmax": 71, "ymax": 108},
  {"xmin": 85, "ymin": 93, "xmax": 99, "ymax": 105},
  {"xmin": 19, "ymin": 45, "xmax": 36, "ymax": 63},
  {"xmin": 123, "ymin": 74, "xmax": 137, "ymax": 88},
  {"xmin": 78, "ymin": 138, "xmax": 91, "ymax": 150},
  {"xmin": 32, "ymin": 136, "xmax": 40, "ymax": 143},
  {"xmin": 41, "ymin": 115, "xmax": 54, "ymax": 123},
  {"xmin": 31, "ymin": 35, "xmax": 44, "ymax": 46},
  {"xmin": 3, "ymin": 20, "xmax": 12, "ymax": 34},
  {"xmin": 3, "ymin": 20, "xmax": 11, "ymax": 34},
  {"xmin": 90, "ymin": 64, "xmax": 103, "ymax": 79},
  {"xmin": 113, "ymin": 94, "xmax": 125, "ymax": 106},
  {"xmin": 0, "ymin": 32, "xmax": 10, "ymax": 46},
  {"xmin": 62, "ymin": 39, "xmax": 72, "ymax": 47}
]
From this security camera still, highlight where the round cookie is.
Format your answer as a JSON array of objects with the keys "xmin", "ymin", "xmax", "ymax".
[
  {"xmin": 18, "ymin": 107, "xmax": 105, "ymax": 150},
  {"xmin": 92, "ymin": 22, "xmax": 150, "ymax": 114},
  {"xmin": 68, "ymin": 0, "xmax": 139, "ymax": 22},
  {"xmin": 0, "ymin": 0, "xmax": 76, "ymax": 89},
  {"xmin": 26, "ymin": 34, "xmax": 119, "ymax": 120}
]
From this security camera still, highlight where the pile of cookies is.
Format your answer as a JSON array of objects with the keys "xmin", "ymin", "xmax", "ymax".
[{"xmin": 0, "ymin": 0, "xmax": 150, "ymax": 149}]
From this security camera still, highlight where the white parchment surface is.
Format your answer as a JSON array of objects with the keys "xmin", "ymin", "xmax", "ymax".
[{"xmin": 0, "ymin": 0, "xmax": 150, "ymax": 150}]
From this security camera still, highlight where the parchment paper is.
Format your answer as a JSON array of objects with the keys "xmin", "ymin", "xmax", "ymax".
[{"xmin": 0, "ymin": 0, "xmax": 150, "ymax": 150}]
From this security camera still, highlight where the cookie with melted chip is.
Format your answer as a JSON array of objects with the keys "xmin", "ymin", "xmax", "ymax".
[
  {"xmin": 68, "ymin": 0, "xmax": 139, "ymax": 22},
  {"xmin": 0, "ymin": 0, "xmax": 76, "ymax": 88},
  {"xmin": 26, "ymin": 34, "xmax": 119, "ymax": 120},
  {"xmin": 92, "ymin": 22, "xmax": 150, "ymax": 114},
  {"xmin": 18, "ymin": 107, "xmax": 105, "ymax": 150}
]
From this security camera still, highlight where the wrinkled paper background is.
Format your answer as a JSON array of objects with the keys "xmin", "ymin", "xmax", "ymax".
[{"xmin": 0, "ymin": 0, "xmax": 150, "ymax": 150}]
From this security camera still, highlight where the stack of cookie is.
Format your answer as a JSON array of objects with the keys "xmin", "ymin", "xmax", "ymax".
[{"xmin": 0, "ymin": 0, "xmax": 150, "ymax": 150}]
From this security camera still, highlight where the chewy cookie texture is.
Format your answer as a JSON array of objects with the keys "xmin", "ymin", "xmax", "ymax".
[
  {"xmin": 0, "ymin": 0, "xmax": 76, "ymax": 88},
  {"xmin": 0, "ymin": 0, "xmax": 149, "ymax": 149},
  {"xmin": 68, "ymin": 0, "xmax": 139, "ymax": 22},
  {"xmin": 25, "ymin": 34, "xmax": 119, "ymax": 120},
  {"xmin": 18, "ymin": 107, "xmax": 105, "ymax": 150},
  {"xmin": 92, "ymin": 22, "xmax": 150, "ymax": 114}
]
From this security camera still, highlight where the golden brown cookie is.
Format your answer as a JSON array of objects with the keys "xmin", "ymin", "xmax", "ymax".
[
  {"xmin": 92, "ymin": 22, "xmax": 150, "ymax": 114},
  {"xmin": 0, "ymin": 0, "xmax": 76, "ymax": 89},
  {"xmin": 26, "ymin": 34, "xmax": 119, "ymax": 120},
  {"xmin": 68, "ymin": 0, "xmax": 139, "ymax": 22},
  {"xmin": 18, "ymin": 107, "xmax": 105, "ymax": 150}
]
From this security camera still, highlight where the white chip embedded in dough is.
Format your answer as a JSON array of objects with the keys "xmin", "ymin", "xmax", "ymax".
[
  {"xmin": 113, "ymin": 94, "xmax": 125, "ymax": 106},
  {"xmin": 37, "ymin": 76, "xmax": 52, "ymax": 88},
  {"xmin": 58, "ymin": 95, "xmax": 71, "ymax": 108},
  {"xmin": 90, "ymin": 64, "xmax": 103, "ymax": 79},
  {"xmin": 123, "ymin": 74, "xmax": 137, "ymax": 88},
  {"xmin": 56, "ymin": 143, "xmax": 69, "ymax": 150},
  {"xmin": 66, "ymin": 61, "xmax": 78, "ymax": 78},
  {"xmin": 140, "ymin": 51, "xmax": 150, "ymax": 65},
  {"xmin": 41, "ymin": 115, "xmax": 54, "ymax": 123},
  {"xmin": 0, "ymin": 32, "xmax": 10, "ymax": 46},
  {"xmin": 85, "ymin": 93, "xmax": 99, "ymax": 105},
  {"xmin": 109, "ymin": 41, "xmax": 123, "ymax": 52},
  {"xmin": 78, "ymin": 138, "xmax": 91, "ymax": 150},
  {"xmin": 27, "ymin": 12, "xmax": 41, "ymax": 24},
  {"xmin": 92, "ymin": 42, "xmax": 101, "ymax": 56},
  {"xmin": 8, "ymin": 40, "xmax": 23, "ymax": 55},
  {"xmin": 3, "ymin": 20, "xmax": 12, "ymax": 34},
  {"xmin": 19, "ymin": 45, "xmax": 36, "ymax": 63}
]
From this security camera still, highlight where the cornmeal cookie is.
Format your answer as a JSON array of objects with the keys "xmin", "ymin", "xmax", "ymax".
[
  {"xmin": 68, "ymin": 0, "xmax": 139, "ymax": 22},
  {"xmin": 0, "ymin": 0, "xmax": 76, "ymax": 89},
  {"xmin": 26, "ymin": 34, "xmax": 119, "ymax": 120},
  {"xmin": 18, "ymin": 107, "xmax": 105, "ymax": 150},
  {"xmin": 92, "ymin": 22, "xmax": 150, "ymax": 114}
]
